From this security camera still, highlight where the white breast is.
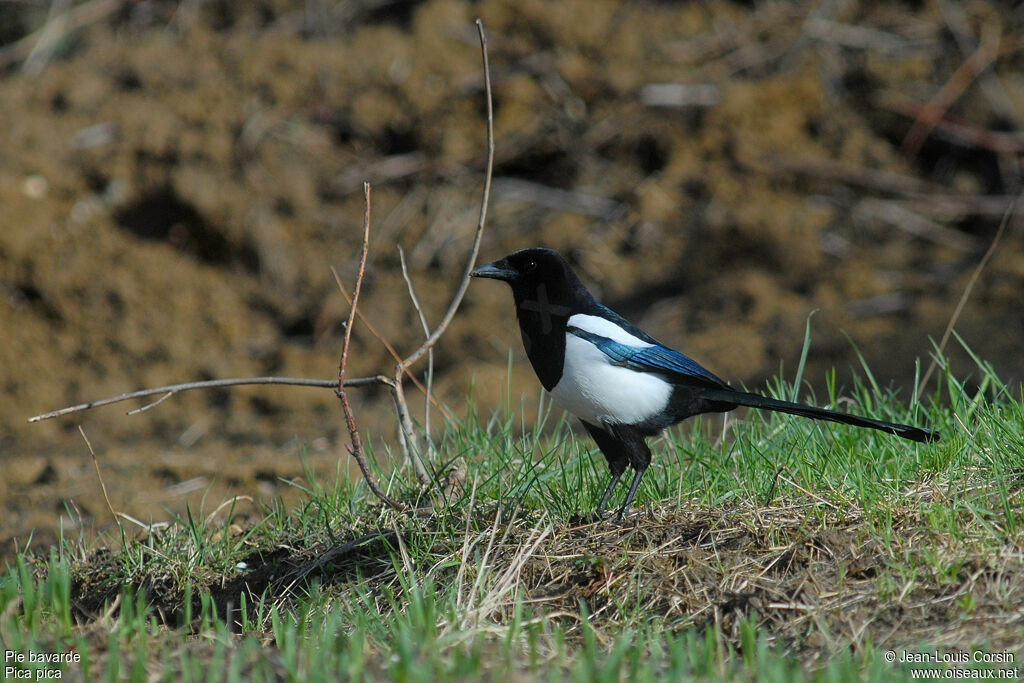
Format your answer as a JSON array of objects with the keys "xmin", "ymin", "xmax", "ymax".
[{"xmin": 548, "ymin": 314, "xmax": 672, "ymax": 426}]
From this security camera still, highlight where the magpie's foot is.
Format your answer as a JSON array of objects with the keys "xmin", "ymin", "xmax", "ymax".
[
  {"xmin": 583, "ymin": 508, "xmax": 634, "ymax": 525},
  {"xmin": 610, "ymin": 506, "xmax": 634, "ymax": 525},
  {"xmin": 584, "ymin": 510, "xmax": 608, "ymax": 524}
]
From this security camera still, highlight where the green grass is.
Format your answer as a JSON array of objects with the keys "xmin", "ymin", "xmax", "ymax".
[{"xmin": 3, "ymin": 342, "xmax": 1024, "ymax": 681}]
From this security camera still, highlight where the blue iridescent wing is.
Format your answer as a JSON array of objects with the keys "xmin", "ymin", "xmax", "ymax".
[{"xmin": 567, "ymin": 326, "xmax": 729, "ymax": 388}]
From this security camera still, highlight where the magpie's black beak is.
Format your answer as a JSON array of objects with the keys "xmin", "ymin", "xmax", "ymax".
[{"xmin": 470, "ymin": 259, "xmax": 516, "ymax": 282}]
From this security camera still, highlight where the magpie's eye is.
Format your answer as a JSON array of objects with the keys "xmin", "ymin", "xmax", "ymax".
[{"xmin": 525, "ymin": 259, "xmax": 538, "ymax": 272}]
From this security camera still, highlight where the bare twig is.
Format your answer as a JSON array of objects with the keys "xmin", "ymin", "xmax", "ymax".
[
  {"xmin": 329, "ymin": 265, "xmax": 427, "ymax": 469},
  {"xmin": 330, "ymin": 268, "xmax": 452, "ymax": 420},
  {"xmin": 27, "ymin": 20, "xmax": 497, "ymax": 512},
  {"xmin": 399, "ymin": 246, "xmax": 435, "ymax": 447},
  {"xmin": 280, "ymin": 528, "xmax": 401, "ymax": 590},
  {"xmin": 338, "ymin": 184, "xmax": 372, "ymax": 392},
  {"xmin": 802, "ymin": 17, "xmax": 931, "ymax": 55},
  {"xmin": 878, "ymin": 94, "xmax": 1024, "ymax": 155},
  {"xmin": 386, "ymin": 18, "xmax": 495, "ymax": 486},
  {"xmin": 23, "ymin": 0, "xmax": 72, "ymax": 77},
  {"xmin": 390, "ymin": 379, "xmax": 426, "ymax": 480},
  {"xmin": 896, "ymin": 195, "xmax": 1021, "ymax": 221},
  {"xmin": 324, "ymin": 152, "xmax": 428, "ymax": 198},
  {"xmin": 28, "ymin": 376, "xmax": 384, "ymax": 423},
  {"xmin": 915, "ymin": 199, "xmax": 1017, "ymax": 401},
  {"xmin": 336, "ymin": 183, "xmax": 410, "ymax": 514},
  {"xmin": 79, "ymin": 426, "xmax": 120, "ymax": 528},
  {"xmin": 126, "ymin": 391, "xmax": 174, "ymax": 416},
  {"xmin": 396, "ymin": 18, "xmax": 494, "ymax": 377}
]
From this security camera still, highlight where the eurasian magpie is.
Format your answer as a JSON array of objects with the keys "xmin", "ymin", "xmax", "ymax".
[{"xmin": 471, "ymin": 247, "xmax": 939, "ymax": 522}]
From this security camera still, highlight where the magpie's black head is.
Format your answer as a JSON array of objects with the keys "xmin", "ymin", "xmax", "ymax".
[
  {"xmin": 471, "ymin": 247, "xmax": 591, "ymax": 311},
  {"xmin": 472, "ymin": 247, "xmax": 595, "ymax": 387}
]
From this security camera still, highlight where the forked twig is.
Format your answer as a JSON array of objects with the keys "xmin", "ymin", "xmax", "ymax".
[
  {"xmin": 386, "ymin": 18, "xmax": 495, "ymax": 484},
  {"xmin": 27, "ymin": 20, "xmax": 495, "ymax": 435},
  {"xmin": 28, "ymin": 376, "xmax": 382, "ymax": 423},
  {"xmin": 26, "ymin": 19, "xmax": 497, "ymax": 516},
  {"xmin": 330, "ymin": 270, "xmax": 453, "ymax": 421}
]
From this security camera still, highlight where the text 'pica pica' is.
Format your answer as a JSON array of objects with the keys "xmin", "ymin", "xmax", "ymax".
[{"xmin": 471, "ymin": 247, "xmax": 939, "ymax": 522}]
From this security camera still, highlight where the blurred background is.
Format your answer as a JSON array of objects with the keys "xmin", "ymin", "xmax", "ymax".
[{"xmin": 2, "ymin": 0, "xmax": 1022, "ymax": 559}]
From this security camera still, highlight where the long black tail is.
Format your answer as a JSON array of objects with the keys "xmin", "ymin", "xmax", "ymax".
[{"xmin": 701, "ymin": 388, "xmax": 939, "ymax": 443}]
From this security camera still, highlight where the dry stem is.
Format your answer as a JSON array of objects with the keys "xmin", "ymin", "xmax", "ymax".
[
  {"xmin": 78, "ymin": 425, "xmax": 120, "ymax": 528},
  {"xmin": 336, "ymin": 183, "xmax": 410, "ymax": 513},
  {"xmin": 399, "ymin": 245, "xmax": 436, "ymax": 449},
  {"xmin": 28, "ymin": 376, "xmax": 382, "ymax": 423},
  {"xmin": 331, "ymin": 270, "xmax": 452, "ymax": 420}
]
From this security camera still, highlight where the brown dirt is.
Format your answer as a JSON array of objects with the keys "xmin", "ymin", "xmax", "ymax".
[{"xmin": 2, "ymin": 1, "xmax": 1023, "ymax": 561}]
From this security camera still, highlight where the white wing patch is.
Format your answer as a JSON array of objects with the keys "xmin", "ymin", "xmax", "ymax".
[
  {"xmin": 566, "ymin": 314, "xmax": 654, "ymax": 348},
  {"xmin": 549, "ymin": 323, "xmax": 671, "ymax": 426}
]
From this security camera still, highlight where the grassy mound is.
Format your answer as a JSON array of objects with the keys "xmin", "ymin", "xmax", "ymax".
[{"xmin": 3, "ymin": 346, "xmax": 1023, "ymax": 680}]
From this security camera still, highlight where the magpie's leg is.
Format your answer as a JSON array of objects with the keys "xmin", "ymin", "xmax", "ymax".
[
  {"xmin": 580, "ymin": 421, "xmax": 630, "ymax": 520},
  {"xmin": 594, "ymin": 471, "xmax": 624, "ymax": 519},
  {"xmin": 613, "ymin": 466, "xmax": 647, "ymax": 523},
  {"xmin": 612, "ymin": 427, "xmax": 652, "ymax": 522}
]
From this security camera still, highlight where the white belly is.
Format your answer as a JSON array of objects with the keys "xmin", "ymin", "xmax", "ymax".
[{"xmin": 549, "ymin": 333, "xmax": 672, "ymax": 426}]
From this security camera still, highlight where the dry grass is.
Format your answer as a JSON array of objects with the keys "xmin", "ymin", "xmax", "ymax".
[{"xmin": 45, "ymin": 481, "xmax": 1022, "ymax": 677}]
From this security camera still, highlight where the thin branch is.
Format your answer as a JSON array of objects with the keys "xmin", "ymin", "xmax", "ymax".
[
  {"xmin": 126, "ymin": 391, "xmax": 174, "ymax": 416},
  {"xmin": 915, "ymin": 198, "xmax": 1017, "ymax": 401},
  {"xmin": 330, "ymin": 267, "xmax": 451, "ymax": 420},
  {"xmin": 330, "ymin": 259, "xmax": 425, "ymax": 476},
  {"xmin": 390, "ymin": 378, "xmax": 428, "ymax": 483},
  {"xmin": 491, "ymin": 177, "xmax": 626, "ymax": 220},
  {"xmin": 23, "ymin": 0, "xmax": 71, "ymax": 77},
  {"xmin": 336, "ymin": 183, "xmax": 411, "ymax": 514},
  {"xmin": 383, "ymin": 18, "xmax": 494, "ymax": 490},
  {"xmin": 856, "ymin": 199, "xmax": 979, "ymax": 252},
  {"xmin": 79, "ymin": 426, "xmax": 120, "ymax": 528},
  {"xmin": 329, "ymin": 260, "xmax": 420, "ymax": 470},
  {"xmin": 338, "ymin": 183, "xmax": 372, "ymax": 391},
  {"xmin": 280, "ymin": 528, "xmax": 401, "ymax": 589},
  {"xmin": 27, "ymin": 20, "xmax": 497, "ymax": 507},
  {"xmin": 396, "ymin": 18, "xmax": 494, "ymax": 375},
  {"xmin": 399, "ymin": 245, "xmax": 435, "ymax": 445},
  {"xmin": 28, "ymin": 376, "xmax": 386, "ymax": 423}
]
